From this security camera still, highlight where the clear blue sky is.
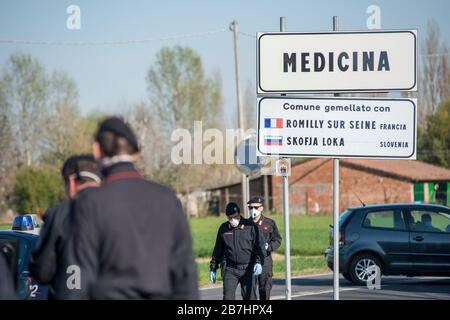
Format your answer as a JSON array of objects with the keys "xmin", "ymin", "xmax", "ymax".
[{"xmin": 1, "ymin": 0, "xmax": 449, "ymax": 127}]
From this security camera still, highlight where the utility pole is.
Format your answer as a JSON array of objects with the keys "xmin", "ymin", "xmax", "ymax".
[
  {"xmin": 230, "ymin": 20, "xmax": 249, "ymax": 211},
  {"xmin": 332, "ymin": 15, "xmax": 340, "ymax": 301}
]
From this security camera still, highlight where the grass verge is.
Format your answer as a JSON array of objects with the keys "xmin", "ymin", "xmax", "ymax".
[
  {"xmin": 197, "ymin": 255, "xmax": 328, "ymax": 287},
  {"xmin": 189, "ymin": 215, "xmax": 330, "ymax": 258}
]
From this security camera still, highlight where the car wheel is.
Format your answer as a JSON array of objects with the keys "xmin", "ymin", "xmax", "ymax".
[
  {"xmin": 342, "ymin": 272, "xmax": 353, "ymax": 283},
  {"xmin": 349, "ymin": 253, "xmax": 382, "ymax": 286}
]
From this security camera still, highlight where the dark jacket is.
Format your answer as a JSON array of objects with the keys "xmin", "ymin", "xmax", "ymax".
[
  {"xmin": 71, "ymin": 162, "xmax": 198, "ymax": 300},
  {"xmin": 210, "ymin": 217, "xmax": 265, "ymax": 272},
  {"xmin": 255, "ymin": 215, "xmax": 282, "ymax": 260},
  {"xmin": 0, "ymin": 253, "xmax": 15, "ymax": 300},
  {"xmin": 29, "ymin": 201, "xmax": 71, "ymax": 297},
  {"xmin": 29, "ymin": 193, "xmax": 92, "ymax": 299}
]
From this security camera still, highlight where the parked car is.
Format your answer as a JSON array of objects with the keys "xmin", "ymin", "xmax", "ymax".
[
  {"xmin": 324, "ymin": 203, "xmax": 450, "ymax": 285},
  {"xmin": 0, "ymin": 216, "xmax": 48, "ymax": 299}
]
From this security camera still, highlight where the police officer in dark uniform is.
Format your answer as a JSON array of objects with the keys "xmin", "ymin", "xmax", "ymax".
[
  {"xmin": 71, "ymin": 116, "xmax": 198, "ymax": 299},
  {"xmin": 210, "ymin": 202, "xmax": 265, "ymax": 300},
  {"xmin": 248, "ymin": 196, "xmax": 282, "ymax": 300},
  {"xmin": 29, "ymin": 155, "xmax": 101, "ymax": 299}
]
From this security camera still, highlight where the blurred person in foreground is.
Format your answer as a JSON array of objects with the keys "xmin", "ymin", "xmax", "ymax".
[
  {"xmin": 29, "ymin": 155, "xmax": 101, "ymax": 299},
  {"xmin": 71, "ymin": 116, "xmax": 198, "ymax": 299}
]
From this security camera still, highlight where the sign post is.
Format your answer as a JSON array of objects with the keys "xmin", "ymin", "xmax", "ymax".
[
  {"xmin": 235, "ymin": 136, "xmax": 267, "ymax": 217},
  {"xmin": 332, "ymin": 15, "xmax": 340, "ymax": 301},
  {"xmin": 280, "ymin": 16, "xmax": 292, "ymax": 301}
]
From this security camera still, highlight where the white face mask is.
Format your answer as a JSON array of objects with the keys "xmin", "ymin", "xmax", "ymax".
[
  {"xmin": 251, "ymin": 208, "xmax": 261, "ymax": 219},
  {"xmin": 229, "ymin": 216, "xmax": 240, "ymax": 228}
]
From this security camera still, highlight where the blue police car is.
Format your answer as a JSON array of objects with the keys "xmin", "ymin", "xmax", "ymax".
[{"xmin": 0, "ymin": 215, "xmax": 48, "ymax": 300}]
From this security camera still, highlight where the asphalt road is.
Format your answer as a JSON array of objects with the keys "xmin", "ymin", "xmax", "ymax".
[{"xmin": 200, "ymin": 273, "xmax": 450, "ymax": 300}]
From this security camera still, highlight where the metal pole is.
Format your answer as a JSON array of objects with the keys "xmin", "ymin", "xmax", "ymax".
[
  {"xmin": 230, "ymin": 20, "xmax": 248, "ymax": 209},
  {"xmin": 280, "ymin": 16, "xmax": 286, "ymax": 35},
  {"xmin": 332, "ymin": 15, "xmax": 340, "ymax": 301},
  {"xmin": 246, "ymin": 175, "xmax": 250, "ymax": 217},
  {"xmin": 280, "ymin": 16, "xmax": 291, "ymax": 301},
  {"xmin": 282, "ymin": 174, "xmax": 291, "ymax": 300}
]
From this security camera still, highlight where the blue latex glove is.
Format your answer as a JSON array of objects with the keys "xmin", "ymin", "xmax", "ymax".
[
  {"xmin": 253, "ymin": 263, "xmax": 262, "ymax": 276},
  {"xmin": 210, "ymin": 271, "xmax": 216, "ymax": 283},
  {"xmin": 265, "ymin": 243, "xmax": 269, "ymax": 251}
]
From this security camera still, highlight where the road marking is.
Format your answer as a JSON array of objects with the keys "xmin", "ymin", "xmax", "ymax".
[
  {"xmin": 199, "ymin": 272, "xmax": 333, "ymax": 290},
  {"xmin": 271, "ymin": 287, "xmax": 361, "ymax": 300}
]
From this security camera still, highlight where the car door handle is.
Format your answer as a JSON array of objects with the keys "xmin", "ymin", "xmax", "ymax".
[{"xmin": 413, "ymin": 236, "xmax": 424, "ymax": 242}]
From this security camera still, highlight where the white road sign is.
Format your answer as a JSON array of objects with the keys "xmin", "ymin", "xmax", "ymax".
[
  {"xmin": 257, "ymin": 97, "xmax": 417, "ymax": 159},
  {"xmin": 257, "ymin": 30, "xmax": 417, "ymax": 93}
]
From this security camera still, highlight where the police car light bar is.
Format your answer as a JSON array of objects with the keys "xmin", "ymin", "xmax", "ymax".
[{"xmin": 12, "ymin": 215, "xmax": 34, "ymax": 231}]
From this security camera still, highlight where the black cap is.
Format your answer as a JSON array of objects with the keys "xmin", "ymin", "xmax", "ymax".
[
  {"xmin": 95, "ymin": 117, "xmax": 139, "ymax": 153},
  {"xmin": 61, "ymin": 155, "xmax": 102, "ymax": 184},
  {"xmin": 247, "ymin": 196, "xmax": 264, "ymax": 205},
  {"xmin": 225, "ymin": 202, "xmax": 240, "ymax": 216}
]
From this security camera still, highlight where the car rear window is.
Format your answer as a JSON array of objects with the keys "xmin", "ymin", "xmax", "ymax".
[{"xmin": 363, "ymin": 209, "xmax": 406, "ymax": 230}]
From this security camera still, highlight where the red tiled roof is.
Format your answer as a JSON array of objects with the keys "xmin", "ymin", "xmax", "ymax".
[{"xmin": 339, "ymin": 159, "xmax": 450, "ymax": 182}]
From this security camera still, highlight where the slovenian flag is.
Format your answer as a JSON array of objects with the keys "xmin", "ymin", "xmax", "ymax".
[
  {"xmin": 264, "ymin": 118, "xmax": 283, "ymax": 129},
  {"xmin": 264, "ymin": 136, "xmax": 283, "ymax": 146}
]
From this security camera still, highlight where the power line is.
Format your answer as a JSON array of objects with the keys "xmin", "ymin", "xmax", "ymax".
[
  {"xmin": 238, "ymin": 31, "xmax": 256, "ymax": 38},
  {"xmin": 1, "ymin": 26, "xmax": 449, "ymax": 58},
  {"xmin": 0, "ymin": 29, "xmax": 227, "ymax": 46}
]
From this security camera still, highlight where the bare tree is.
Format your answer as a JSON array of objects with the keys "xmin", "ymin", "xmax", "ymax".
[
  {"xmin": 413, "ymin": 19, "xmax": 450, "ymax": 126},
  {"xmin": 125, "ymin": 101, "xmax": 181, "ymax": 186},
  {"xmin": 42, "ymin": 71, "xmax": 94, "ymax": 166},
  {"xmin": 0, "ymin": 112, "xmax": 18, "ymax": 213},
  {"xmin": 0, "ymin": 53, "xmax": 48, "ymax": 166}
]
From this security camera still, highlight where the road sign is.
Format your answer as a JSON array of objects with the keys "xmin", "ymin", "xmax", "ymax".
[
  {"xmin": 257, "ymin": 97, "xmax": 417, "ymax": 159},
  {"xmin": 257, "ymin": 30, "xmax": 417, "ymax": 93},
  {"xmin": 275, "ymin": 158, "xmax": 291, "ymax": 177},
  {"xmin": 235, "ymin": 135, "xmax": 267, "ymax": 176}
]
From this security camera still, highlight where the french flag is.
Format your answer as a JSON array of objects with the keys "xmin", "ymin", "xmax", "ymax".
[
  {"xmin": 264, "ymin": 136, "xmax": 283, "ymax": 146},
  {"xmin": 264, "ymin": 118, "xmax": 283, "ymax": 129}
]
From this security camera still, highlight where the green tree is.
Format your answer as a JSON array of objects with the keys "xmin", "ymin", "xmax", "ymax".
[
  {"xmin": 0, "ymin": 52, "xmax": 98, "ymax": 214},
  {"xmin": 147, "ymin": 46, "xmax": 222, "ymax": 132},
  {"xmin": 42, "ymin": 71, "xmax": 97, "ymax": 167},
  {"xmin": 418, "ymin": 100, "xmax": 450, "ymax": 168},
  {"xmin": 13, "ymin": 166, "xmax": 64, "ymax": 214},
  {"xmin": 139, "ymin": 46, "xmax": 224, "ymax": 190}
]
